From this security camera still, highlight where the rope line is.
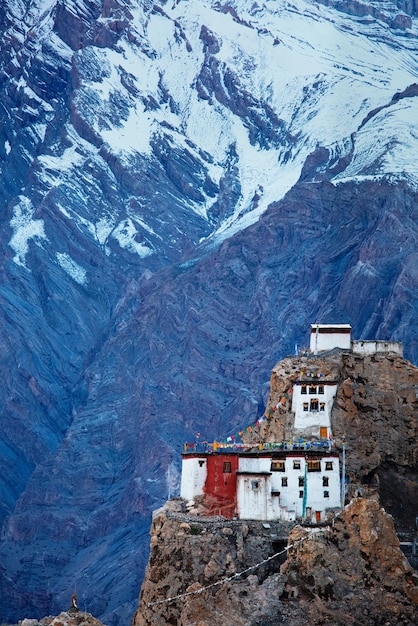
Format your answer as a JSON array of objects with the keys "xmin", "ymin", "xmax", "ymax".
[
  {"xmin": 146, "ymin": 506, "xmax": 349, "ymax": 609},
  {"xmin": 146, "ymin": 533, "xmax": 313, "ymax": 608}
]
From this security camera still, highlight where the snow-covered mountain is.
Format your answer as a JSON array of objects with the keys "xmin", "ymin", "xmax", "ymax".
[{"xmin": 0, "ymin": 0, "xmax": 417, "ymax": 623}]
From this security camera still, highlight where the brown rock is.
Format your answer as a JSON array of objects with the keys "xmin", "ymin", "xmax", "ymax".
[
  {"xmin": 249, "ymin": 351, "xmax": 418, "ymax": 531},
  {"xmin": 134, "ymin": 352, "xmax": 418, "ymax": 625},
  {"xmin": 281, "ymin": 498, "xmax": 418, "ymax": 625},
  {"xmin": 38, "ymin": 611, "xmax": 106, "ymax": 626}
]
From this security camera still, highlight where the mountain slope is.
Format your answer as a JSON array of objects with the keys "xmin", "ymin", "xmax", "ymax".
[{"xmin": 0, "ymin": 1, "xmax": 417, "ymax": 624}]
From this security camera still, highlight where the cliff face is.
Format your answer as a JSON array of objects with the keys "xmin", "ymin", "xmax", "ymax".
[
  {"xmin": 134, "ymin": 351, "xmax": 418, "ymax": 625},
  {"xmin": 256, "ymin": 351, "xmax": 418, "ymax": 531},
  {"xmin": 281, "ymin": 498, "xmax": 418, "ymax": 626},
  {"xmin": 133, "ymin": 499, "xmax": 418, "ymax": 626},
  {"xmin": 133, "ymin": 499, "xmax": 291, "ymax": 626}
]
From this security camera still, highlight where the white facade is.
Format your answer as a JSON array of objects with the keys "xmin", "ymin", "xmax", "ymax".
[
  {"xmin": 237, "ymin": 454, "xmax": 340, "ymax": 522},
  {"xmin": 271, "ymin": 454, "xmax": 341, "ymax": 520},
  {"xmin": 237, "ymin": 472, "xmax": 295, "ymax": 522},
  {"xmin": 352, "ymin": 340, "xmax": 403, "ymax": 356},
  {"xmin": 180, "ymin": 455, "xmax": 207, "ymax": 500},
  {"xmin": 292, "ymin": 382, "xmax": 338, "ymax": 437},
  {"xmin": 310, "ymin": 324, "xmax": 351, "ymax": 353}
]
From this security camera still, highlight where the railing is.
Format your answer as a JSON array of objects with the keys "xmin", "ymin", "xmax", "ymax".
[{"xmin": 183, "ymin": 440, "xmax": 336, "ymax": 454}]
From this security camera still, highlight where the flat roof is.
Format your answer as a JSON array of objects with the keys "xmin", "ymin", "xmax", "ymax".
[
  {"xmin": 310, "ymin": 323, "xmax": 351, "ymax": 332},
  {"xmin": 182, "ymin": 450, "xmax": 340, "ymax": 459}
]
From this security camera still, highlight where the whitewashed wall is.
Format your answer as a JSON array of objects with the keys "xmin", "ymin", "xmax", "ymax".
[
  {"xmin": 292, "ymin": 383, "xmax": 337, "ymax": 433},
  {"xmin": 239, "ymin": 456, "xmax": 271, "ymax": 473},
  {"xmin": 352, "ymin": 340, "xmax": 403, "ymax": 356},
  {"xmin": 310, "ymin": 329, "xmax": 351, "ymax": 352},
  {"xmin": 180, "ymin": 456, "xmax": 207, "ymax": 500},
  {"xmin": 270, "ymin": 455, "xmax": 340, "ymax": 519},
  {"xmin": 237, "ymin": 473, "xmax": 270, "ymax": 520},
  {"xmin": 237, "ymin": 455, "xmax": 340, "ymax": 521}
]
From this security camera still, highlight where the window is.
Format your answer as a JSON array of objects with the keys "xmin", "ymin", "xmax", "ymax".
[
  {"xmin": 318, "ymin": 385, "xmax": 324, "ymax": 394},
  {"xmin": 309, "ymin": 385, "xmax": 317, "ymax": 395},
  {"xmin": 303, "ymin": 402, "xmax": 309, "ymax": 412},
  {"xmin": 310, "ymin": 399, "xmax": 319, "ymax": 412},
  {"xmin": 307, "ymin": 460, "xmax": 321, "ymax": 472},
  {"xmin": 198, "ymin": 460, "xmax": 205, "ymax": 467},
  {"xmin": 325, "ymin": 462, "xmax": 333, "ymax": 471},
  {"xmin": 293, "ymin": 461, "xmax": 301, "ymax": 470},
  {"xmin": 320, "ymin": 402, "xmax": 325, "ymax": 412},
  {"xmin": 299, "ymin": 490, "xmax": 304, "ymax": 498},
  {"xmin": 271, "ymin": 460, "xmax": 285, "ymax": 472},
  {"xmin": 306, "ymin": 507, "xmax": 312, "ymax": 519},
  {"xmin": 324, "ymin": 491, "xmax": 329, "ymax": 498},
  {"xmin": 298, "ymin": 477, "xmax": 304, "ymax": 487},
  {"xmin": 281, "ymin": 477, "xmax": 288, "ymax": 487},
  {"xmin": 323, "ymin": 477, "xmax": 329, "ymax": 487},
  {"xmin": 223, "ymin": 462, "xmax": 232, "ymax": 473},
  {"xmin": 271, "ymin": 491, "xmax": 280, "ymax": 497},
  {"xmin": 301, "ymin": 385, "xmax": 307, "ymax": 394},
  {"xmin": 251, "ymin": 480, "xmax": 260, "ymax": 490}
]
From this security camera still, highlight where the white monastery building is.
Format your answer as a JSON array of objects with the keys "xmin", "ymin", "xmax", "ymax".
[
  {"xmin": 291, "ymin": 380, "xmax": 337, "ymax": 439},
  {"xmin": 310, "ymin": 323, "xmax": 403, "ymax": 356},
  {"xmin": 310, "ymin": 324, "xmax": 352, "ymax": 353},
  {"xmin": 180, "ymin": 324, "xmax": 403, "ymax": 522},
  {"xmin": 180, "ymin": 450, "xmax": 341, "ymax": 523}
]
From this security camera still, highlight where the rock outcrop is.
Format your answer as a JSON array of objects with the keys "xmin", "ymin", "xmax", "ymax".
[
  {"xmin": 280, "ymin": 498, "xmax": 418, "ymax": 626},
  {"xmin": 252, "ymin": 351, "xmax": 418, "ymax": 532},
  {"xmin": 14, "ymin": 611, "xmax": 105, "ymax": 626},
  {"xmin": 134, "ymin": 350, "xmax": 418, "ymax": 624},
  {"xmin": 133, "ymin": 498, "xmax": 417, "ymax": 626},
  {"xmin": 281, "ymin": 498, "xmax": 418, "ymax": 626},
  {"xmin": 133, "ymin": 499, "xmax": 290, "ymax": 626}
]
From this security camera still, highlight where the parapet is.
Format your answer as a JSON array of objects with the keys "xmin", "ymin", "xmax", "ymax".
[{"xmin": 351, "ymin": 340, "xmax": 403, "ymax": 356}]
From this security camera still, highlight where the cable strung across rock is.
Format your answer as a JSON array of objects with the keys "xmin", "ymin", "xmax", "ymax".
[{"xmin": 146, "ymin": 533, "xmax": 312, "ymax": 608}]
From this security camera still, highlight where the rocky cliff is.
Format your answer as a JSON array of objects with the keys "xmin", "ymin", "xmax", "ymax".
[
  {"xmin": 134, "ymin": 350, "xmax": 418, "ymax": 625},
  {"xmin": 133, "ymin": 498, "xmax": 418, "ymax": 626},
  {"xmin": 13, "ymin": 610, "xmax": 106, "ymax": 626},
  {"xmin": 255, "ymin": 350, "xmax": 418, "ymax": 532},
  {"xmin": 1, "ymin": 1, "xmax": 418, "ymax": 623}
]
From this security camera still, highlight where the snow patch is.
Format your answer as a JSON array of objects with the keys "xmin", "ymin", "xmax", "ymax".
[
  {"xmin": 9, "ymin": 197, "xmax": 47, "ymax": 266},
  {"xmin": 333, "ymin": 98, "xmax": 418, "ymax": 187},
  {"xmin": 92, "ymin": 217, "xmax": 116, "ymax": 248},
  {"xmin": 102, "ymin": 104, "xmax": 153, "ymax": 156},
  {"xmin": 56, "ymin": 252, "xmax": 87, "ymax": 285},
  {"xmin": 111, "ymin": 219, "xmax": 153, "ymax": 258}
]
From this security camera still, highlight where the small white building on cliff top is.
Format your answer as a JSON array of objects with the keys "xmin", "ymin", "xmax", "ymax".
[
  {"xmin": 180, "ymin": 324, "xmax": 403, "ymax": 522},
  {"xmin": 310, "ymin": 324, "xmax": 352, "ymax": 353},
  {"xmin": 310, "ymin": 323, "xmax": 403, "ymax": 356}
]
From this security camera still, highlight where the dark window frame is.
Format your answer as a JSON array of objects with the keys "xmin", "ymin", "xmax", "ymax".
[{"xmin": 223, "ymin": 461, "xmax": 232, "ymax": 473}]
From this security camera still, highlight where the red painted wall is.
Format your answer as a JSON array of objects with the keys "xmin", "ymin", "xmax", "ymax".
[{"xmin": 203, "ymin": 454, "xmax": 239, "ymax": 518}]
